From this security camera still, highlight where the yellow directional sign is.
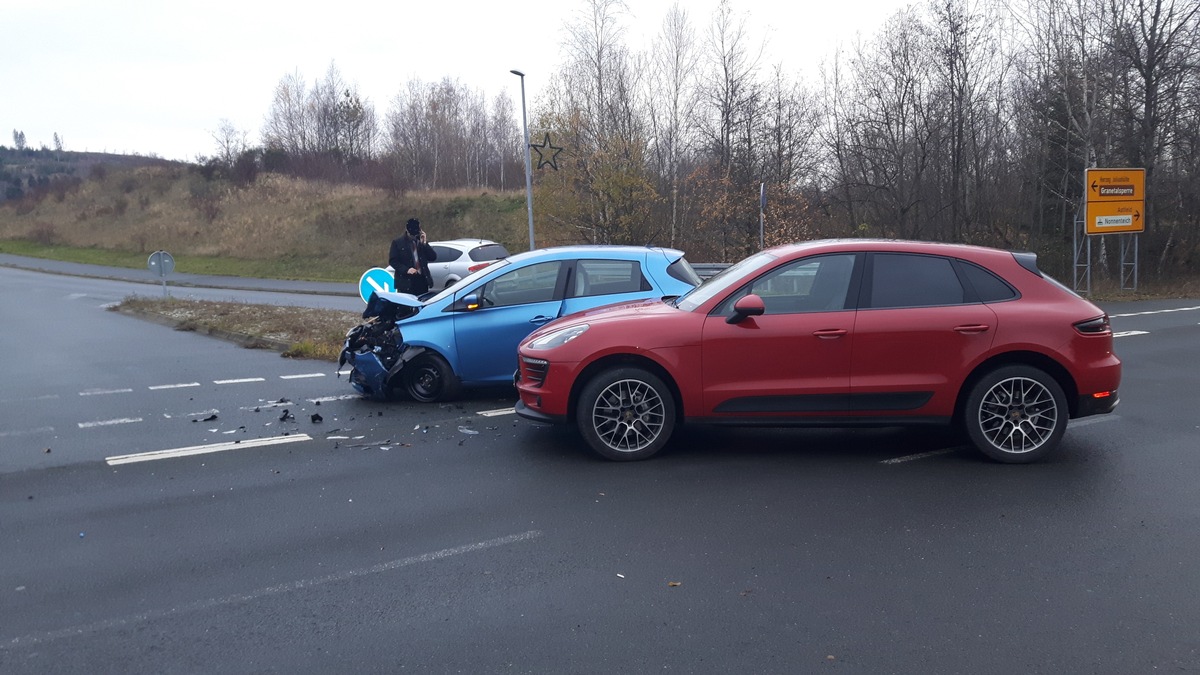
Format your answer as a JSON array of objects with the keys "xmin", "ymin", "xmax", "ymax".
[{"xmin": 1085, "ymin": 168, "xmax": 1145, "ymax": 234}]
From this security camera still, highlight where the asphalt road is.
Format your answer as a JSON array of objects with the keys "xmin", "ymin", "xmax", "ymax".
[{"xmin": 1, "ymin": 257, "xmax": 1198, "ymax": 673}]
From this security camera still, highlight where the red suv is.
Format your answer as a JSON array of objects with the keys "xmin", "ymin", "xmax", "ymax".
[{"xmin": 515, "ymin": 240, "xmax": 1120, "ymax": 463}]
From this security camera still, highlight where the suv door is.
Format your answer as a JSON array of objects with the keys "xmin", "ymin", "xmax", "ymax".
[
  {"xmin": 700, "ymin": 253, "xmax": 860, "ymax": 416},
  {"xmin": 849, "ymin": 253, "xmax": 998, "ymax": 419}
]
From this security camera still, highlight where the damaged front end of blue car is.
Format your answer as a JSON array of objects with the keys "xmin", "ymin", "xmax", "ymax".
[{"xmin": 339, "ymin": 291, "xmax": 425, "ymax": 400}]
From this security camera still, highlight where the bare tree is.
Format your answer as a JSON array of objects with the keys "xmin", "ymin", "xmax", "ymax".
[
  {"xmin": 212, "ymin": 118, "xmax": 248, "ymax": 167},
  {"xmin": 648, "ymin": 2, "xmax": 700, "ymax": 247},
  {"xmin": 262, "ymin": 71, "xmax": 312, "ymax": 155}
]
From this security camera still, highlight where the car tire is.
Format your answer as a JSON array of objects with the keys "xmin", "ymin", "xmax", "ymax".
[
  {"xmin": 403, "ymin": 352, "xmax": 462, "ymax": 403},
  {"xmin": 576, "ymin": 367, "xmax": 676, "ymax": 461},
  {"xmin": 963, "ymin": 365, "xmax": 1067, "ymax": 463}
]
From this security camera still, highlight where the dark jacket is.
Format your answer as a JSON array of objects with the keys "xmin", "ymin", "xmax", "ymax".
[{"xmin": 389, "ymin": 233, "xmax": 437, "ymax": 294}]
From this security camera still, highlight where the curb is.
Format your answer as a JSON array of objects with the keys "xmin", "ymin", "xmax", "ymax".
[{"xmin": 112, "ymin": 306, "xmax": 295, "ymax": 354}]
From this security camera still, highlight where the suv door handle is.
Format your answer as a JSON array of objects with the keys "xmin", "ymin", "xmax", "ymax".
[
  {"xmin": 954, "ymin": 324, "xmax": 990, "ymax": 334},
  {"xmin": 529, "ymin": 315, "xmax": 553, "ymax": 325},
  {"xmin": 812, "ymin": 328, "xmax": 848, "ymax": 339}
]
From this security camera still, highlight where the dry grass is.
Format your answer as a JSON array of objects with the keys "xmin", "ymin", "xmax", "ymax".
[
  {"xmin": 0, "ymin": 166, "xmax": 529, "ymax": 275},
  {"xmin": 115, "ymin": 296, "xmax": 360, "ymax": 361}
]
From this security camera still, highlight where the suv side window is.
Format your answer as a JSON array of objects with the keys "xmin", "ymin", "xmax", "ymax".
[
  {"xmin": 570, "ymin": 260, "xmax": 651, "ymax": 298},
  {"xmin": 717, "ymin": 254, "xmax": 857, "ymax": 315},
  {"xmin": 868, "ymin": 253, "xmax": 964, "ymax": 308},
  {"xmin": 956, "ymin": 261, "xmax": 1017, "ymax": 302}
]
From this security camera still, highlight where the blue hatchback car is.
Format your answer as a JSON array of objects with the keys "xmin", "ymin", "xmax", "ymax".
[{"xmin": 341, "ymin": 246, "xmax": 701, "ymax": 401}]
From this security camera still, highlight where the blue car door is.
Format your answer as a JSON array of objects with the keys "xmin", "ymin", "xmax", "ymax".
[
  {"xmin": 558, "ymin": 258, "xmax": 657, "ymax": 316},
  {"xmin": 453, "ymin": 260, "xmax": 566, "ymax": 383}
]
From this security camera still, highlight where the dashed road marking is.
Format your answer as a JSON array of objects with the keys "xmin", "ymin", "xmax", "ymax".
[
  {"xmin": 1111, "ymin": 305, "xmax": 1200, "ymax": 317},
  {"xmin": 105, "ymin": 433, "xmax": 313, "ymax": 465},
  {"xmin": 478, "ymin": 407, "xmax": 516, "ymax": 417},
  {"xmin": 1070, "ymin": 415, "xmax": 1120, "ymax": 428},
  {"xmin": 79, "ymin": 388, "xmax": 133, "ymax": 396},
  {"xmin": 0, "ymin": 426, "xmax": 55, "ymax": 438},
  {"xmin": 1113, "ymin": 330, "xmax": 1149, "ymax": 338},
  {"xmin": 0, "ymin": 393, "xmax": 60, "ymax": 404},
  {"xmin": 881, "ymin": 448, "xmax": 958, "ymax": 464},
  {"xmin": 148, "ymin": 382, "xmax": 201, "ymax": 390},
  {"xmin": 306, "ymin": 394, "xmax": 360, "ymax": 404},
  {"xmin": 78, "ymin": 417, "xmax": 143, "ymax": 429},
  {"xmin": 213, "ymin": 378, "xmax": 266, "ymax": 385},
  {"xmin": 281, "ymin": 373, "xmax": 326, "ymax": 380},
  {"xmin": 3, "ymin": 529, "xmax": 542, "ymax": 648}
]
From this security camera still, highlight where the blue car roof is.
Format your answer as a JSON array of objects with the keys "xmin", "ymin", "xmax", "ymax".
[{"xmin": 505, "ymin": 245, "xmax": 685, "ymax": 264}]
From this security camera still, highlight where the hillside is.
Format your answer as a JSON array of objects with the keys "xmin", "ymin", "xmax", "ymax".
[{"xmin": 0, "ymin": 151, "xmax": 531, "ymax": 282}]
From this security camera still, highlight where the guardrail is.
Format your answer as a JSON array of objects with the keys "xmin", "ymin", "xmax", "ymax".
[{"xmin": 692, "ymin": 263, "xmax": 731, "ymax": 280}]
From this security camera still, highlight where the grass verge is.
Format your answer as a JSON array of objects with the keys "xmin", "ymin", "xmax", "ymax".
[
  {"xmin": 0, "ymin": 240, "xmax": 366, "ymax": 282},
  {"xmin": 114, "ymin": 296, "xmax": 360, "ymax": 361}
]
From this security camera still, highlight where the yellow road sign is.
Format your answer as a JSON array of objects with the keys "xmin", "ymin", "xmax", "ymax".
[
  {"xmin": 1084, "ymin": 168, "xmax": 1145, "ymax": 234},
  {"xmin": 1085, "ymin": 200, "xmax": 1144, "ymax": 234}
]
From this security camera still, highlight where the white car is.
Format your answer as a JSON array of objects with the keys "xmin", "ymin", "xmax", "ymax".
[{"xmin": 388, "ymin": 239, "xmax": 510, "ymax": 290}]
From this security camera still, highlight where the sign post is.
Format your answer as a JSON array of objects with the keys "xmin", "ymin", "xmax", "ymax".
[
  {"xmin": 1077, "ymin": 168, "xmax": 1146, "ymax": 293},
  {"xmin": 147, "ymin": 250, "xmax": 174, "ymax": 298}
]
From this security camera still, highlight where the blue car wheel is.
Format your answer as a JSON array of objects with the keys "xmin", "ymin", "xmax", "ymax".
[{"xmin": 404, "ymin": 352, "xmax": 462, "ymax": 403}]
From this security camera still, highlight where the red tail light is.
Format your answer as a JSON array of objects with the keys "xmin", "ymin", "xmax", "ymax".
[
  {"xmin": 468, "ymin": 262, "xmax": 495, "ymax": 273},
  {"xmin": 1074, "ymin": 315, "xmax": 1111, "ymax": 335}
]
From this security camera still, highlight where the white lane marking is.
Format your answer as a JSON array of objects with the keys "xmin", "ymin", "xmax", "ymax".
[
  {"xmin": 0, "ymin": 393, "xmax": 60, "ymax": 404},
  {"xmin": 148, "ymin": 382, "xmax": 201, "ymax": 390},
  {"xmin": 67, "ymin": 293, "xmax": 88, "ymax": 300},
  {"xmin": 78, "ymin": 417, "xmax": 143, "ymax": 429},
  {"xmin": 881, "ymin": 448, "xmax": 958, "ymax": 464},
  {"xmin": 2, "ymin": 530, "xmax": 542, "ymax": 649},
  {"xmin": 1070, "ymin": 415, "xmax": 1120, "ymax": 428},
  {"xmin": 281, "ymin": 373, "xmax": 326, "ymax": 380},
  {"xmin": 1113, "ymin": 330, "xmax": 1149, "ymax": 338},
  {"xmin": 213, "ymin": 378, "xmax": 266, "ymax": 385},
  {"xmin": 478, "ymin": 407, "xmax": 516, "ymax": 417},
  {"xmin": 0, "ymin": 426, "xmax": 55, "ymax": 438},
  {"xmin": 105, "ymin": 433, "xmax": 312, "ymax": 465},
  {"xmin": 1111, "ymin": 305, "xmax": 1200, "ymax": 317},
  {"xmin": 306, "ymin": 394, "xmax": 360, "ymax": 404},
  {"xmin": 337, "ymin": 369, "xmax": 351, "ymax": 376},
  {"xmin": 240, "ymin": 401, "xmax": 294, "ymax": 411},
  {"xmin": 79, "ymin": 388, "xmax": 133, "ymax": 396}
]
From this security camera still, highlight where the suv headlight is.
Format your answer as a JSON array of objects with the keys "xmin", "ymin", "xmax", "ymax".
[{"xmin": 526, "ymin": 324, "xmax": 590, "ymax": 350}]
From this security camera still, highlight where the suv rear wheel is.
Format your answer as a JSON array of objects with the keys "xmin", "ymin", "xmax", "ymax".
[
  {"xmin": 964, "ymin": 365, "xmax": 1067, "ymax": 463},
  {"xmin": 576, "ymin": 367, "xmax": 676, "ymax": 461}
]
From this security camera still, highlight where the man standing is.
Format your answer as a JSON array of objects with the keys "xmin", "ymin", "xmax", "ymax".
[{"xmin": 389, "ymin": 218, "xmax": 437, "ymax": 295}]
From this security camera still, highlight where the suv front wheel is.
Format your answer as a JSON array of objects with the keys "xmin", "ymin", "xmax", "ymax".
[{"xmin": 576, "ymin": 367, "xmax": 676, "ymax": 461}]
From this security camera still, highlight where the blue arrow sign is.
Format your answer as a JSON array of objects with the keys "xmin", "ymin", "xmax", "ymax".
[{"xmin": 358, "ymin": 267, "xmax": 394, "ymax": 304}]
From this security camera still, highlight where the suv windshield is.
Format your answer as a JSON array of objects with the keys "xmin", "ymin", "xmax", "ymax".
[{"xmin": 674, "ymin": 251, "xmax": 778, "ymax": 311}]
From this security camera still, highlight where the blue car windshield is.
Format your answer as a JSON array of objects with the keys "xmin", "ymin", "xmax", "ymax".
[
  {"xmin": 673, "ymin": 251, "xmax": 779, "ymax": 312},
  {"xmin": 424, "ymin": 259, "xmax": 512, "ymax": 304}
]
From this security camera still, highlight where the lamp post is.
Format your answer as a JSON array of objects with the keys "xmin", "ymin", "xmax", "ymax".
[{"xmin": 511, "ymin": 69, "xmax": 536, "ymax": 251}]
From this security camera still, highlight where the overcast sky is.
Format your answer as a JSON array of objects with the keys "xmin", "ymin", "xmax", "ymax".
[{"xmin": 1, "ymin": 0, "xmax": 912, "ymax": 162}]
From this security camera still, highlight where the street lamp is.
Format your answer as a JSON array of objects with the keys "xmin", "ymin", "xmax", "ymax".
[{"xmin": 511, "ymin": 69, "xmax": 536, "ymax": 251}]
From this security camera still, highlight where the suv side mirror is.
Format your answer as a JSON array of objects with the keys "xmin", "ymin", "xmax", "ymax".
[
  {"xmin": 727, "ymin": 294, "xmax": 765, "ymax": 324},
  {"xmin": 462, "ymin": 293, "xmax": 482, "ymax": 311}
]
